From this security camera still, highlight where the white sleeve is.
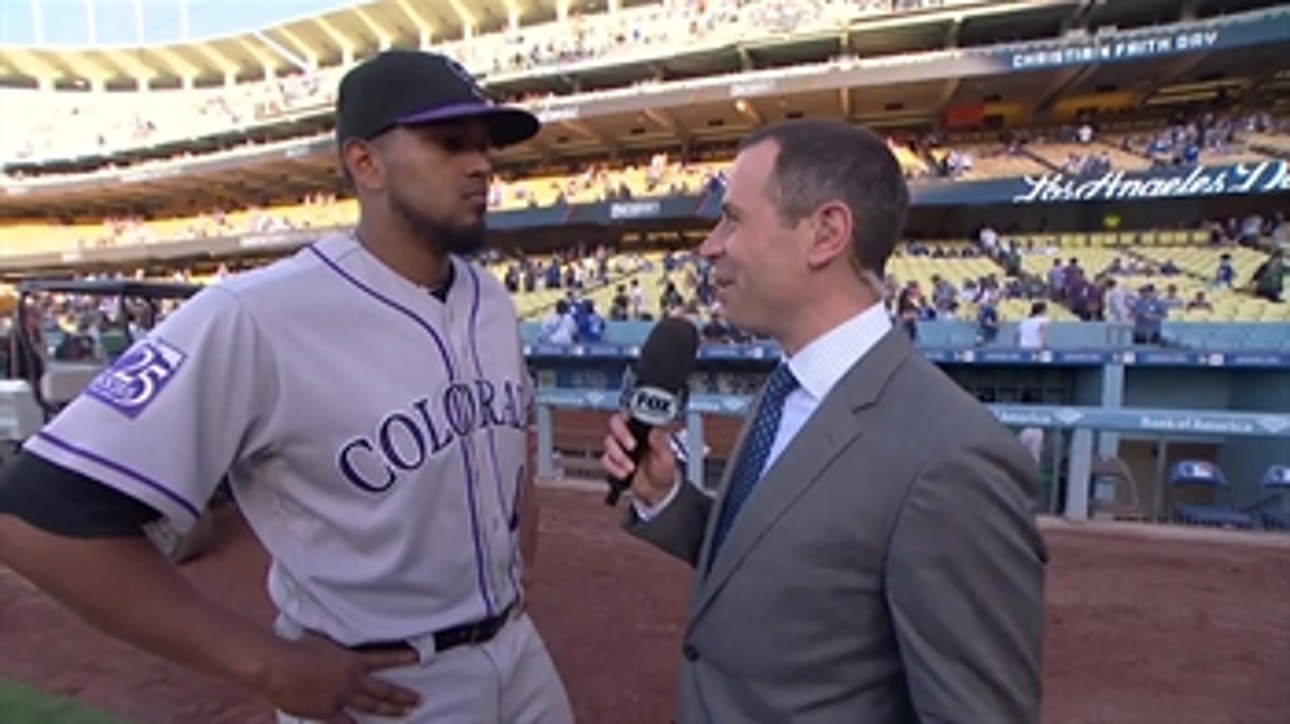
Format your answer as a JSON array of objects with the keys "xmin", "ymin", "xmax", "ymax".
[
  {"xmin": 22, "ymin": 287, "xmax": 280, "ymax": 531},
  {"xmin": 629, "ymin": 430, "xmax": 696, "ymax": 522},
  {"xmin": 631, "ymin": 478, "xmax": 683, "ymax": 522}
]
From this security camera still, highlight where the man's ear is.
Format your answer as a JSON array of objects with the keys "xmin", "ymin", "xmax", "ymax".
[
  {"xmin": 803, "ymin": 201, "xmax": 853, "ymax": 271},
  {"xmin": 341, "ymin": 138, "xmax": 385, "ymax": 193}
]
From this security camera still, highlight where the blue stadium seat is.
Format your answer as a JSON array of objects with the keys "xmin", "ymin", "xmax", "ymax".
[
  {"xmin": 1168, "ymin": 460, "xmax": 1255, "ymax": 529},
  {"xmin": 1255, "ymin": 465, "xmax": 1290, "ymax": 531}
]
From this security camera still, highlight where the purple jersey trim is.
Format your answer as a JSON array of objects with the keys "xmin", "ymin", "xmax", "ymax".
[
  {"xmin": 465, "ymin": 265, "xmax": 522, "ymax": 597},
  {"xmin": 307, "ymin": 245, "xmax": 498, "ymax": 616},
  {"xmin": 34, "ymin": 430, "xmax": 202, "ymax": 520}
]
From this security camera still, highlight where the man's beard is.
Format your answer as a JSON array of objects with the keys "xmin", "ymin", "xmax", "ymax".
[{"xmin": 390, "ymin": 190, "xmax": 487, "ymax": 256}]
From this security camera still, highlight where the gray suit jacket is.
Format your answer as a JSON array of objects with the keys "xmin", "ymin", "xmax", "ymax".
[{"xmin": 627, "ymin": 328, "xmax": 1047, "ymax": 724}]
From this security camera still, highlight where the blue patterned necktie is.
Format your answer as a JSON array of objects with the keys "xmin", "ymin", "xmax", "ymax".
[{"xmin": 709, "ymin": 363, "xmax": 800, "ymax": 564}]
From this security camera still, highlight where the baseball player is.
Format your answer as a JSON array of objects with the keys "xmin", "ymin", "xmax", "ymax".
[{"xmin": 0, "ymin": 50, "xmax": 573, "ymax": 724}]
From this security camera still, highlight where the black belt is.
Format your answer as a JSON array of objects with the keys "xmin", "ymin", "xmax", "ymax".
[{"xmin": 350, "ymin": 602, "xmax": 516, "ymax": 656}]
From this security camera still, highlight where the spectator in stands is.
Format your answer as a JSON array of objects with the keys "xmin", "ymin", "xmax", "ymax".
[
  {"xmin": 976, "ymin": 296, "xmax": 1001, "ymax": 346},
  {"xmin": 1104, "ymin": 278, "xmax": 1131, "ymax": 323},
  {"xmin": 540, "ymin": 299, "xmax": 577, "ymax": 344},
  {"xmin": 1187, "ymin": 291, "xmax": 1214, "ymax": 312},
  {"xmin": 1214, "ymin": 253, "xmax": 1236, "ymax": 288},
  {"xmin": 700, "ymin": 309, "xmax": 733, "ymax": 343},
  {"xmin": 895, "ymin": 280, "xmax": 922, "ymax": 340},
  {"xmin": 575, "ymin": 299, "xmax": 607, "ymax": 343},
  {"xmin": 658, "ymin": 279, "xmax": 684, "ymax": 316},
  {"xmin": 1251, "ymin": 250, "xmax": 1285, "ymax": 303},
  {"xmin": 1017, "ymin": 301, "xmax": 1049, "ymax": 350},
  {"xmin": 630, "ymin": 279, "xmax": 646, "ymax": 319},
  {"xmin": 930, "ymin": 274, "xmax": 957, "ymax": 311},
  {"xmin": 1130, "ymin": 285, "xmax": 1167, "ymax": 345},
  {"xmin": 1046, "ymin": 260, "xmax": 1065, "ymax": 301},
  {"xmin": 608, "ymin": 284, "xmax": 631, "ymax": 321}
]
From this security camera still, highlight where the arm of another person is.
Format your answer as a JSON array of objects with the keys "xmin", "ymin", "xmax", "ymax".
[
  {"xmin": 0, "ymin": 288, "xmax": 292, "ymax": 697},
  {"xmin": 886, "ymin": 436, "xmax": 1048, "ymax": 723}
]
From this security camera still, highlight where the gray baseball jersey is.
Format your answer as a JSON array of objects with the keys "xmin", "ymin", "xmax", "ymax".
[{"xmin": 24, "ymin": 233, "xmax": 531, "ymax": 646}]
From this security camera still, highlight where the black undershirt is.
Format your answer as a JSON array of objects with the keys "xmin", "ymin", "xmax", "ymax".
[
  {"xmin": 0, "ymin": 257, "xmax": 458, "ymax": 539},
  {"xmin": 0, "ymin": 451, "xmax": 160, "ymax": 538},
  {"xmin": 428, "ymin": 261, "xmax": 455, "ymax": 302}
]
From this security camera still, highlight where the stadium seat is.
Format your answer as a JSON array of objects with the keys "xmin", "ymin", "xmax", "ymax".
[
  {"xmin": 1168, "ymin": 459, "xmax": 1255, "ymax": 529},
  {"xmin": 1255, "ymin": 465, "xmax": 1290, "ymax": 531}
]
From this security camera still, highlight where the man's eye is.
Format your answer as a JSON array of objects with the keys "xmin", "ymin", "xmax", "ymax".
[{"xmin": 433, "ymin": 133, "xmax": 489, "ymax": 153}]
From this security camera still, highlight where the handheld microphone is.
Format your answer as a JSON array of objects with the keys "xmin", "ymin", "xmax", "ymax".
[{"xmin": 605, "ymin": 317, "xmax": 701, "ymax": 506}]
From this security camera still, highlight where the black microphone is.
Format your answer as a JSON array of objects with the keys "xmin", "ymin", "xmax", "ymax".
[{"xmin": 604, "ymin": 317, "xmax": 701, "ymax": 506}]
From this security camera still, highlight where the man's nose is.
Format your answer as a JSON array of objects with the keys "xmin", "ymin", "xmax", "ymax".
[
  {"xmin": 697, "ymin": 231, "xmax": 722, "ymax": 259},
  {"xmin": 465, "ymin": 152, "xmax": 492, "ymax": 177}
]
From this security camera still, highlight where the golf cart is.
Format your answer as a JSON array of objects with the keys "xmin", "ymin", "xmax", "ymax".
[{"xmin": 0, "ymin": 278, "xmax": 227, "ymax": 564}]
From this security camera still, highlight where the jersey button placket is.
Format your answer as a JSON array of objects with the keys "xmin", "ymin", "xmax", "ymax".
[
  {"xmin": 478, "ymin": 436, "xmax": 509, "ymax": 602},
  {"xmin": 445, "ymin": 301, "xmax": 498, "ymax": 612}
]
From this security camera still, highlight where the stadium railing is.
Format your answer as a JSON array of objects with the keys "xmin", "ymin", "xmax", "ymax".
[
  {"xmin": 520, "ymin": 320, "xmax": 1290, "ymax": 351},
  {"xmin": 529, "ymin": 388, "xmax": 1290, "ymax": 529}
]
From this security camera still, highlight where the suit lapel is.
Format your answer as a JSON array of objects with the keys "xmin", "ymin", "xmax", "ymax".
[{"xmin": 689, "ymin": 328, "xmax": 914, "ymax": 624}]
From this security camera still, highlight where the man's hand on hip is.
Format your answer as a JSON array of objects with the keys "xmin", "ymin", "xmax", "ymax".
[{"xmin": 261, "ymin": 631, "xmax": 422, "ymax": 722}]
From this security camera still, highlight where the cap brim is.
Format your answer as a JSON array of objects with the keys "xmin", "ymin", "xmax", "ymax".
[{"xmin": 397, "ymin": 103, "xmax": 541, "ymax": 148}]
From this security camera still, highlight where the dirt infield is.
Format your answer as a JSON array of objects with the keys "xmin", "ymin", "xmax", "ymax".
[{"xmin": 1, "ymin": 487, "xmax": 1288, "ymax": 724}]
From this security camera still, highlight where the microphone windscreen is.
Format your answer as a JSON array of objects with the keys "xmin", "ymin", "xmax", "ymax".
[{"xmin": 635, "ymin": 317, "xmax": 701, "ymax": 394}]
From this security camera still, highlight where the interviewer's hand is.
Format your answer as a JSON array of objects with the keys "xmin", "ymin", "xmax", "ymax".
[
  {"xmin": 601, "ymin": 412, "xmax": 678, "ymax": 506},
  {"xmin": 260, "ymin": 631, "xmax": 421, "ymax": 723}
]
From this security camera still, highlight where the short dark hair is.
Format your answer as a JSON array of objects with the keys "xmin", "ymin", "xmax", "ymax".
[{"xmin": 738, "ymin": 119, "xmax": 910, "ymax": 277}]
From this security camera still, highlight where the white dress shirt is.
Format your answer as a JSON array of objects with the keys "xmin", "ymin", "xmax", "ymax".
[{"xmin": 634, "ymin": 303, "xmax": 894, "ymax": 520}]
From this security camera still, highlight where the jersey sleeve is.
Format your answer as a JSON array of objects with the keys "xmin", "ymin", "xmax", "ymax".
[{"xmin": 22, "ymin": 286, "xmax": 280, "ymax": 532}]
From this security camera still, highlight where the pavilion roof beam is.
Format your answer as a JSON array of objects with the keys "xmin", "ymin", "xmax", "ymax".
[
  {"xmin": 314, "ymin": 17, "xmax": 357, "ymax": 65},
  {"xmin": 394, "ymin": 0, "xmax": 436, "ymax": 48},
  {"xmin": 354, "ymin": 7, "xmax": 396, "ymax": 50},
  {"xmin": 271, "ymin": 27, "xmax": 320, "ymax": 70},
  {"xmin": 447, "ymin": 0, "xmax": 478, "ymax": 38}
]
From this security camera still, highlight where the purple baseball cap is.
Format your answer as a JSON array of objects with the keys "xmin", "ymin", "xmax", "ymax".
[{"xmin": 334, "ymin": 49, "xmax": 540, "ymax": 149}]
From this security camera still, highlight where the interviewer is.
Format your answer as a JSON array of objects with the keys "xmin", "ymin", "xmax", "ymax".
[{"xmin": 601, "ymin": 119, "xmax": 1048, "ymax": 724}]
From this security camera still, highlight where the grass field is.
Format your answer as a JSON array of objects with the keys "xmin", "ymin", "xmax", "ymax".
[{"xmin": 0, "ymin": 678, "xmax": 118, "ymax": 724}]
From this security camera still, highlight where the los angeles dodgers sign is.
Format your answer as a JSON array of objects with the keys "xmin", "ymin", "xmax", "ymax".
[{"xmin": 86, "ymin": 338, "xmax": 188, "ymax": 419}]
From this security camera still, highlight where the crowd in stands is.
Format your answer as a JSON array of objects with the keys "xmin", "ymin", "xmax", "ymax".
[
  {"xmin": 514, "ymin": 210, "xmax": 1285, "ymax": 353},
  {"xmin": 12, "ymin": 0, "xmax": 1280, "ymax": 180},
  {"xmin": 914, "ymin": 111, "xmax": 1289, "ymax": 181},
  {"xmin": 5, "ymin": 211, "xmax": 1284, "ymax": 377},
  {"xmin": 6, "ymin": 103, "xmax": 1285, "ymax": 258},
  {"xmin": 0, "ymin": 0, "xmax": 953, "ymax": 169}
]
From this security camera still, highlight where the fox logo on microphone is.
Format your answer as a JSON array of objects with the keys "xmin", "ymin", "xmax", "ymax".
[{"xmin": 625, "ymin": 385, "xmax": 683, "ymax": 427}]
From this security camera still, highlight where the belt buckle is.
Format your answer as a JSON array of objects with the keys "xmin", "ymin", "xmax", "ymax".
[
  {"xmin": 474, "ymin": 603, "xmax": 511, "ymax": 643},
  {"xmin": 465, "ymin": 622, "xmax": 493, "ymax": 645}
]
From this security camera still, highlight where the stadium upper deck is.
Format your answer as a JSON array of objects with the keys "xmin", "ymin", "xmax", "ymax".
[
  {"xmin": 0, "ymin": 0, "xmax": 1286, "ymax": 326},
  {"xmin": 2, "ymin": 0, "xmax": 1287, "ymax": 174}
]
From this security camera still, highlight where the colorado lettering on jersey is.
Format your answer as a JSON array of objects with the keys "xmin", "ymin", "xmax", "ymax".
[{"xmin": 337, "ymin": 378, "xmax": 527, "ymax": 493}]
